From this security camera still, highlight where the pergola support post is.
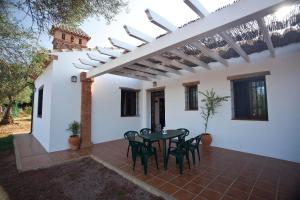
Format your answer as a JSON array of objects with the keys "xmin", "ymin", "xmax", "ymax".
[{"xmin": 80, "ymin": 72, "xmax": 93, "ymax": 148}]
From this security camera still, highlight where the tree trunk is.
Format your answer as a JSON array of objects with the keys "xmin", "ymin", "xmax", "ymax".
[{"xmin": 0, "ymin": 101, "xmax": 14, "ymax": 125}]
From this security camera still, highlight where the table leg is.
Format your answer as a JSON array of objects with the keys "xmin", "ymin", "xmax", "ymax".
[{"xmin": 163, "ymin": 139, "xmax": 167, "ymax": 170}]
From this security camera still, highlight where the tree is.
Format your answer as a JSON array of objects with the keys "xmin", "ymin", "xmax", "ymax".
[
  {"xmin": 2, "ymin": 0, "xmax": 127, "ymax": 32},
  {"xmin": 0, "ymin": 53, "xmax": 49, "ymax": 124}
]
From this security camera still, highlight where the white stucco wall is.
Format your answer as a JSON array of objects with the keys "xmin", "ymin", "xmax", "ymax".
[
  {"xmin": 48, "ymin": 51, "xmax": 85, "ymax": 152},
  {"xmin": 32, "ymin": 62, "xmax": 53, "ymax": 152},
  {"xmin": 91, "ymin": 74, "xmax": 143, "ymax": 144},
  {"xmin": 141, "ymin": 44, "xmax": 300, "ymax": 163}
]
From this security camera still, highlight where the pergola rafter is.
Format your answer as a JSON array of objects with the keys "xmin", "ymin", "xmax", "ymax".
[
  {"xmin": 257, "ymin": 18, "xmax": 276, "ymax": 57},
  {"xmin": 185, "ymin": 0, "xmax": 250, "ymax": 63},
  {"xmin": 85, "ymin": 0, "xmax": 296, "ymax": 79}
]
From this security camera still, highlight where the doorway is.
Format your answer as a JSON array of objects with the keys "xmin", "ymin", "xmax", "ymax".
[{"xmin": 151, "ymin": 90, "xmax": 165, "ymax": 132}]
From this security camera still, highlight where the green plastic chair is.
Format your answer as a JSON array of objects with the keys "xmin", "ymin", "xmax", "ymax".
[
  {"xmin": 124, "ymin": 131, "xmax": 139, "ymax": 158},
  {"xmin": 129, "ymin": 140, "xmax": 159, "ymax": 175},
  {"xmin": 169, "ymin": 128, "xmax": 189, "ymax": 149},
  {"xmin": 187, "ymin": 134, "xmax": 202, "ymax": 165},
  {"xmin": 140, "ymin": 128, "xmax": 161, "ymax": 151},
  {"xmin": 166, "ymin": 138, "xmax": 192, "ymax": 174}
]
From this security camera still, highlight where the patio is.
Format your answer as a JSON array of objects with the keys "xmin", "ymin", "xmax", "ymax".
[{"xmin": 14, "ymin": 133, "xmax": 300, "ymax": 200}]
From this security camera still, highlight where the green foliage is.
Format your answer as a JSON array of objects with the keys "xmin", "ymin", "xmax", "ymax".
[
  {"xmin": 2, "ymin": 0, "xmax": 127, "ymax": 33},
  {"xmin": 199, "ymin": 89, "xmax": 230, "ymax": 133},
  {"xmin": 0, "ymin": 135, "xmax": 14, "ymax": 151},
  {"xmin": 67, "ymin": 121, "xmax": 80, "ymax": 136}
]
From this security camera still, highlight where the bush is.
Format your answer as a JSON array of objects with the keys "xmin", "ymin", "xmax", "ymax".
[{"xmin": 0, "ymin": 135, "xmax": 14, "ymax": 151}]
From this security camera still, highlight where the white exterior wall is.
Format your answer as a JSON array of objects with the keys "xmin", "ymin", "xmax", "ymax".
[
  {"xmin": 141, "ymin": 44, "xmax": 300, "ymax": 163},
  {"xmin": 91, "ymin": 74, "xmax": 143, "ymax": 144},
  {"xmin": 32, "ymin": 63, "xmax": 54, "ymax": 152},
  {"xmin": 48, "ymin": 52, "xmax": 84, "ymax": 152}
]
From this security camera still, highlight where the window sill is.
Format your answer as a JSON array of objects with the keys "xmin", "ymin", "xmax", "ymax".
[
  {"xmin": 231, "ymin": 118, "xmax": 268, "ymax": 121},
  {"xmin": 185, "ymin": 109, "xmax": 198, "ymax": 111},
  {"xmin": 121, "ymin": 115, "xmax": 140, "ymax": 118}
]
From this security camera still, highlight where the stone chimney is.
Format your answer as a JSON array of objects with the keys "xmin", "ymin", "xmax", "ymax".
[{"xmin": 49, "ymin": 24, "xmax": 91, "ymax": 50}]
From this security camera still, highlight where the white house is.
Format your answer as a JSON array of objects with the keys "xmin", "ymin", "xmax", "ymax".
[{"xmin": 32, "ymin": 0, "xmax": 300, "ymax": 163}]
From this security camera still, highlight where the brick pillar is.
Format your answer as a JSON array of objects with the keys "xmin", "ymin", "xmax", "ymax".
[{"xmin": 80, "ymin": 72, "xmax": 93, "ymax": 148}]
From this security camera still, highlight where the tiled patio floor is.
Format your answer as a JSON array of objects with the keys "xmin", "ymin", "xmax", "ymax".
[{"xmin": 14, "ymin": 134, "xmax": 300, "ymax": 200}]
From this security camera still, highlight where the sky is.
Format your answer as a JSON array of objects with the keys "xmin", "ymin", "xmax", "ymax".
[{"xmin": 38, "ymin": 0, "xmax": 236, "ymax": 49}]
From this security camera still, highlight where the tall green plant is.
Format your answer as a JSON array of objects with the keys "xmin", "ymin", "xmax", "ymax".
[
  {"xmin": 66, "ymin": 121, "xmax": 80, "ymax": 137},
  {"xmin": 199, "ymin": 89, "xmax": 230, "ymax": 133}
]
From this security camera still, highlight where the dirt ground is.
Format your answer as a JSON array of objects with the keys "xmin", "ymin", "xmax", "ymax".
[
  {"xmin": 0, "ymin": 116, "xmax": 31, "ymax": 137},
  {"xmin": 0, "ymin": 150, "xmax": 163, "ymax": 200}
]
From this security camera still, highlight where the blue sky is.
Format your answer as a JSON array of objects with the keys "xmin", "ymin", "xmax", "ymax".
[{"xmin": 36, "ymin": 0, "xmax": 236, "ymax": 49}]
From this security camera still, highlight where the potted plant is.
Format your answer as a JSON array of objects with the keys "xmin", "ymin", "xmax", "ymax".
[
  {"xmin": 199, "ymin": 89, "xmax": 230, "ymax": 146},
  {"xmin": 67, "ymin": 121, "xmax": 80, "ymax": 150}
]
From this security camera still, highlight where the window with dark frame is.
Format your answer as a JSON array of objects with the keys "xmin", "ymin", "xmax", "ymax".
[
  {"xmin": 79, "ymin": 38, "xmax": 82, "ymax": 44},
  {"xmin": 185, "ymin": 84, "xmax": 198, "ymax": 110},
  {"xmin": 121, "ymin": 89, "xmax": 139, "ymax": 117},
  {"xmin": 71, "ymin": 36, "xmax": 74, "ymax": 43},
  {"xmin": 37, "ymin": 86, "xmax": 44, "ymax": 118},
  {"xmin": 62, "ymin": 33, "xmax": 65, "ymax": 40},
  {"xmin": 232, "ymin": 76, "xmax": 268, "ymax": 120}
]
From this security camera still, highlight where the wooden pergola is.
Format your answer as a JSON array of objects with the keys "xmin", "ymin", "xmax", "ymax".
[{"xmin": 74, "ymin": 0, "xmax": 299, "ymax": 81}]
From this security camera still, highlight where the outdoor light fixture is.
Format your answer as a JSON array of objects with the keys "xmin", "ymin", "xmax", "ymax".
[
  {"xmin": 71, "ymin": 75, "xmax": 77, "ymax": 83},
  {"xmin": 153, "ymin": 81, "xmax": 157, "ymax": 87}
]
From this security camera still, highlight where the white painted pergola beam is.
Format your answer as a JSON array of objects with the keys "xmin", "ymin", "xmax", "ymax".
[
  {"xmin": 73, "ymin": 63, "xmax": 93, "ymax": 70},
  {"xmin": 127, "ymin": 65, "xmax": 169, "ymax": 77},
  {"xmin": 184, "ymin": 0, "xmax": 209, "ymax": 18},
  {"xmin": 123, "ymin": 25, "xmax": 154, "ymax": 43},
  {"xmin": 169, "ymin": 49, "xmax": 209, "ymax": 70},
  {"xmin": 108, "ymin": 37, "xmax": 136, "ymax": 51},
  {"xmin": 138, "ymin": 60, "xmax": 181, "ymax": 75},
  {"xmin": 97, "ymin": 48, "xmax": 123, "ymax": 58},
  {"xmin": 88, "ymin": 0, "xmax": 296, "ymax": 78},
  {"xmin": 145, "ymin": 9, "xmax": 177, "ymax": 32},
  {"xmin": 118, "ymin": 68, "xmax": 159, "ymax": 79},
  {"xmin": 111, "ymin": 71, "xmax": 151, "ymax": 81},
  {"xmin": 219, "ymin": 32, "xmax": 250, "ymax": 62},
  {"xmin": 192, "ymin": 41, "xmax": 229, "ymax": 67},
  {"xmin": 186, "ymin": 0, "xmax": 249, "ymax": 63},
  {"xmin": 153, "ymin": 55, "xmax": 196, "ymax": 73},
  {"xmin": 79, "ymin": 58, "xmax": 99, "ymax": 67},
  {"xmin": 257, "ymin": 18, "xmax": 275, "ymax": 57},
  {"xmin": 87, "ymin": 53, "xmax": 110, "ymax": 63}
]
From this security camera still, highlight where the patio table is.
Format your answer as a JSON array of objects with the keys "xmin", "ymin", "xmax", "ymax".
[{"xmin": 140, "ymin": 129, "xmax": 183, "ymax": 170}]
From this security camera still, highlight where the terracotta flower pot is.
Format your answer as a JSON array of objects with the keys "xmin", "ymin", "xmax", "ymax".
[
  {"xmin": 201, "ymin": 133, "xmax": 212, "ymax": 146},
  {"xmin": 68, "ymin": 135, "xmax": 80, "ymax": 150}
]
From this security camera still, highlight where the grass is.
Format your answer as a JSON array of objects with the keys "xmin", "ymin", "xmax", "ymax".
[{"xmin": 0, "ymin": 135, "xmax": 14, "ymax": 151}]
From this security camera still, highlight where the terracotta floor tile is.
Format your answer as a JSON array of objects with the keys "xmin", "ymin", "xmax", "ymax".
[
  {"xmin": 207, "ymin": 182, "xmax": 229, "ymax": 194},
  {"xmin": 225, "ymin": 187, "xmax": 249, "ymax": 200},
  {"xmin": 251, "ymin": 187, "xmax": 276, "ymax": 199},
  {"xmin": 146, "ymin": 177, "xmax": 166, "ymax": 188},
  {"xmin": 230, "ymin": 180, "xmax": 252, "ymax": 193},
  {"xmin": 199, "ymin": 189, "xmax": 222, "ymax": 200},
  {"xmin": 183, "ymin": 182, "xmax": 204, "ymax": 194},
  {"xmin": 170, "ymin": 176, "xmax": 190, "ymax": 187},
  {"xmin": 214, "ymin": 176, "xmax": 235, "ymax": 185},
  {"xmin": 158, "ymin": 183, "xmax": 180, "ymax": 195},
  {"xmin": 173, "ymin": 189, "xmax": 195, "ymax": 200},
  {"xmin": 192, "ymin": 176, "xmax": 212, "ymax": 187}
]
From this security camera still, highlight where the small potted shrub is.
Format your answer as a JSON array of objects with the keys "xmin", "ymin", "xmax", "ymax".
[
  {"xmin": 67, "ymin": 121, "xmax": 80, "ymax": 150},
  {"xmin": 199, "ymin": 89, "xmax": 229, "ymax": 146}
]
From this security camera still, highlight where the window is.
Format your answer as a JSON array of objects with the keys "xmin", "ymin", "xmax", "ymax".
[
  {"xmin": 62, "ymin": 33, "xmax": 65, "ymax": 40},
  {"xmin": 79, "ymin": 38, "xmax": 82, "ymax": 44},
  {"xmin": 37, "ymin": 86, "xmax": 44, "ymax": 118},
  {"xmin": 71, "ymin": 36, "xmax": 74, "ymax": 42},
  {"xmin": 184, "ymin": 82, "xmax": 199, "ymax": 110},
  {"xmin": 232, "ymin": 76, "xmax": 268, "ymax": 120},
  {"xmin": 121, "ymin": 89, "xmax": 139, "ymax": 117}
]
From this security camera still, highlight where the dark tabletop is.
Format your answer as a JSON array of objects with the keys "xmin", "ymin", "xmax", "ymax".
[{"xmin": 140, "ymin": 129, "xmax": 183, "ymax": 141}]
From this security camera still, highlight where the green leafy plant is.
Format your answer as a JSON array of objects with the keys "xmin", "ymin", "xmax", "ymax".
[
  {"xmin": 67, "ymin": 121, "xmax": 80, "ymax": 137},
  {"xmin": 199, "ymin": 89, "xmax": 230, "ymax": 133}
]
